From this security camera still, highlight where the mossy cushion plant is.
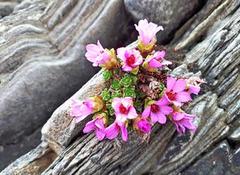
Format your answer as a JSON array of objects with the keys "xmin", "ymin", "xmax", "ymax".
[{"xmin": 70, "ymin": 19, "xmax": 204, "ymax": 141}]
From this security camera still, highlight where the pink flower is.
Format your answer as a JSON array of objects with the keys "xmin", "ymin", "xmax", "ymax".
[
  {"xmin": 165, "ymin": 77, "xmax": 192, "ymax": 106},
  {"xmin": 186, "ymin": 77, "xmax": 204, "ymax": 95},
  {"xmin": 70, "ymin": 96, "xmax": 103, "ymax": 123},
  {"xmin": 134, "ymin": 117, "xmax": 152, "ymax": 134},
  {"xmin": 105, "ymin": 122, "xmax": 128, "ymax": 141},
  {"xmin": 112, "ymin": 97, "xmax": 138, "ymax": 123},
  {"xmin": 143, "ymin": 51, "xmax": 172, "ymax": 72},
  {"xmin": 142, "ymin": 95, "xmax": 173, "ymax": 124},
  {"xmin": 85, "ymin": 40, "xmax": 117, "ymax": 69},
  {"xmin": 135, "ymin": 19, "xmax": 163, "ymax": 45},
  {"xmin": 117, "ymin": 47, "xmax": 143, "ymax": 72},
  {"xmin": 171, "ymin": 111, "xmax": 197, "ymax": 134},
  {"xmin": 83, "ymin": 114, "xmax": 106, "ymax": 140},
  {"xmin": 70, "ymin": 99, "xmax": 94, "ymax": 123}
]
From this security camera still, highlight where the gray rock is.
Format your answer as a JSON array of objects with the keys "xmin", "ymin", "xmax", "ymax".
[
  {"xmin": 0, "ymin": 128, "xmax": 41, "ymax": 170},
  {"xmin": 124, "ymin": 0, "xmax": 200, "ymax": 43},
  {"xmin": 229, "ymin": 127, "xmax": 240, "ymax": 142},
  {"xmin": 0, "ymin": 143, "xmax": 56, "ymax": 175},
  {"xmin": 0, "ymin": 0, "xmax": 129, "ymax": 170},
  {"xmin": 231, "ymin": 148, "xmax": 240, "ymax": 174},
  {"xmin": 0, "ymin": 2, "xmax": 17, "ymax": 18},
  {"xmin": 2, "ymin": 0, "xmax": 240, "ymax": 174},
  {"xmin": 182, "ymin": 141, "xmax": 232, "ymax": 175}
]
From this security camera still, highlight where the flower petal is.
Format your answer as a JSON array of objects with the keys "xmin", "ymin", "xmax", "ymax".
[
  {"xmin": 149, "ymin": 59, "xmax": 162, "ymax": 68},
  {"xmin": 95, "ymin": 118, "xmax": 105, "ymax": 129},
  {"xmin": 83, "ymin": 119, "xmax": 96, "ymax": 133},
  {"xmin": 157, "ymin": 113, "xmax": 167, "ymax": 124},
  {"xmin": 120, "ymin": 124, "xmax": 128, "ymax": 142},
  {"xmin": 172, "ymin": 112, "xmax": 184, "ymax": 121},
  {"xmin": 167, "ymin": 77, "xmax": 176, "ymax": 91},
  {"xmin": 96, "ymin": 129, "xmax": 105, "ymax": 141},
  {"xmin": 160, "ymin": 106, "xmax": 173, "ymax": 115},
  {"xmin": 189, "ymin": 85, "xmax": 200, "ymax": 95},
  {"xmin": 127, "ymin": 107, "xmax": 138, "ymax": 119},
  {"xmin": 176, "ymin": 92, "xmax": 192, "ymax": 103},
  {"xmin": 105, "ymin": 123, "xmax": 119, "ymax": 140},
  {"xmin": 173, "ymin": 79, "xmax": 186, "ymax": 92},
  {"xmin": 156, "ymin": 94, "xmax": 169, "ymax": 106},
  {"xmin": 150, "ymin": 112, "xmax": 159, "ymax": 123},
  {"xmin": 142, "ymin": 106, "xmax": 151, "ymax": 118}
]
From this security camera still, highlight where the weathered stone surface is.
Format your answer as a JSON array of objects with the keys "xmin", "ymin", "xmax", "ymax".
[
  {"xmin": 124, "ymin": 0, "xmax": 201, "ymax": 43},
  {"xmin": 231, "ymin": 147, "xmax": 240, "ymax": 174},
  {"xmin": 0, "ymin": 128, "xmax": 41, "ymax": 170},
  {"xmin": 2, "ymin": 0, "xmax": 240, "ymax": 174},
  {"xmin": 0, "ymin": 0, "xmax": 130, "ymax": 170},
  {"xmin": 182, "ymin": 141, "xmax": 234, "ymax": 175},
  {"xmin": 229, "ymin": 127, "xmax": 240, "ymax": 142},
  {"xmin": 41, "ymin": 42, "xmax": 137, "ymax": 153},
  {"xmin": 1, "ymin": 144, "xmax": 56, "ymax": 175},
  {"xmin": 0, "ymin": 1, "xmax": 17, "ymax": 18}
]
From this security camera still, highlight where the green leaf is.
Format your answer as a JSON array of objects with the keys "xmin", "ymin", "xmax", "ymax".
[
  {"xmin": 101, "ymin": 89, "xmax": 111, "ymax": 101},
  {"xmin": 124, "ymin": 87, "xmax": 136, "ymax": 98},
  {"xmin": 102, "ymin": 70, "xmax": 112, "ymax": 80},
  {"xmin": 120, "ymin": 74, "xmax": 134, "ymax": 87},
  {"xmin": 111, "ymin": 80, "xmax": 121, "ymax": 90},
  {"xmin": 159, "ymin": 82, "xmax": 165, "ymax": 92},
  {"xmin": 106, "ymin": 104, "xmax": 115, "ymax": 116},
  {"xmin": 111, "ymin": 91, "xmax": 122, "ymax": 98}
]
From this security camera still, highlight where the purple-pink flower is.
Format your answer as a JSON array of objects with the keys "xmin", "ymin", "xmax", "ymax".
[
  {"xmin": 134, "ymin": 117, "xmax": 152, "ymax": 134},
  {"xmin": 85, "ymin": 40, "xmax": 109, "ymax": 66},
  {"xmin": 112, "ymin": 97, "xmax": 138, "ymax": 123},
  {"xmin": 117, "ymin": 47, "xmax": 143, "ymax": 72},
  {"xmin": 142, "ymin": 95, "xmax": 173, "ymax": 124},
  {"xmin": 171, "ymin": 111, "xmax": 196, "ymax": 134},
  {"xmin": 70, "ymin": 99, "xmax": 94, "ymax": 123},
  {"xmin": 165, "ymin": 77, "xmax": 192, "ymax": 106},
  {"xmin": 83, "ymin": 114, "xmax": 106, "ymax": 140},
  {"xmin": 70, "ymin": 96, "xmax": 103, "ymax": 123},
  {"xmin": 143, "ymin": 51, "xmax": 172, "ymax": 72},
  {"xmin": 105, "ymin": 122, "xmax": 128, "ymax": 141},
  {"xmin": 85, "ymin": 40, "xmax": 117, "ymax": 69},
  {"xmin": 135, "ymin": 19, "xmax": 163, "ymax": 46},
  {"xmin": 186, "ymin": 77, "xmax": 204, "ymax": 95}
]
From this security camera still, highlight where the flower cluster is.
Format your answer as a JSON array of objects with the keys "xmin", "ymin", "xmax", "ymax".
[{"xmin": 70, "ymin": 19, "xmax": 203, "ymax": 141}]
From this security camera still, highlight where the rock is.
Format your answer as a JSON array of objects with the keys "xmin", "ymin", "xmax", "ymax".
[
  {"xmin": 41, "ymin": 43, "xmax": 137, "ymax": 154},
  {"xmin": 0, "ymin": 128, "xmax": 41, "ymax": 170},
  {"xmin": 2, "ymin": 0, "xmax": 240, "ymax": 174},
  {"xmin": 0, "ymin": 2, "xmax": 17, "ymax": 18},
  {"xmin": 183, "ymin": 141, "xmax": 240, "ymax": 175},
  {"xmin": 231, "ymin": 148, "xmax": 240, "ymax": 174},
  {"xmin": 0, "ymin": 143, "xmax": 56, "ymax": 175},
  {"xmin": 0, "ymin": 0, "xmax": 129, "ymax": 171},
  {"xmin": 229, "ymin": 127, "xmax": 240, "ymax": 142},
  {"xmin": 182, "ymin": 141, "xmax": 232, "ymax": 175},
  {"xmin": 124, "ymin": 0, "xmax": 201, "ymax": 43}
]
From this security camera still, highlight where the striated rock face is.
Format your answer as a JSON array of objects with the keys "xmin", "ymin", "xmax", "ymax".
[
  {"xmin": 0, "ymin": 0, "xmax": 130, "ymax": 170},
  {"xmin": 183, "ymin": 141, "xmax": 240, "ymax": 175},
  {"xmin": 1, "ymin": 0, "xmax": 240, "ymax": 174},
  {"xmin": 124, "ymin": 0, "xmax": 201, "ymax": 43},
  {"xmin": 0, "ymin": 0, "xmax": 22, "ymax": 18}
]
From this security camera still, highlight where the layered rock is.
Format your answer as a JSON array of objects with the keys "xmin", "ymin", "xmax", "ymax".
[
  {"xmin": 0, "ymin": 0, "xmax": 129, "ymax": 170},
  {"xmin": 124, "ymin": 0, "xmax": 201, "ymax": 43},
  {"xmin": 1, "ymin": 0, "xmax": 240, "ymax": 174}
]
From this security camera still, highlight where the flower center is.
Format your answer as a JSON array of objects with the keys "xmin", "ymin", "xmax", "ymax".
[
  {"xmin": 166, "ymin": 91, "xmax": 176, "ymax": 101},
  {"xmin": 126, "ymin": 55, "xmax": 135, "ymax": 66},
  {"xmin": 119, "ymin": 104, "xmax": 129, "ymax": 114},
  {"xmin": 151, "ymin": 104, "xmax": 159, "ymax": 113}
]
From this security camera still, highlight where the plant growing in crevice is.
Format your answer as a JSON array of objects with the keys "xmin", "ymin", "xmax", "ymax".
[{"xmin": 70, "ymin": 19, "xmax": 204, "ymax": 141}]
